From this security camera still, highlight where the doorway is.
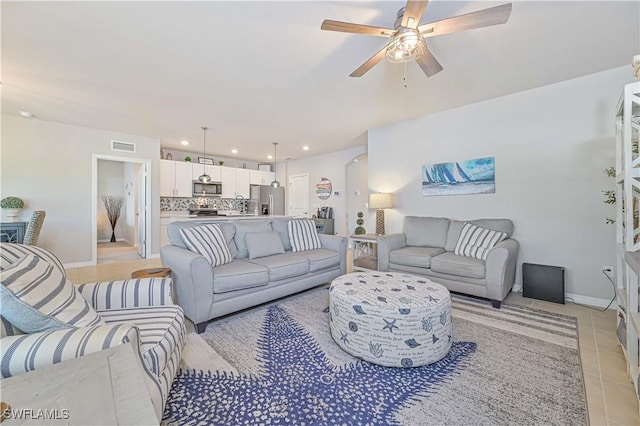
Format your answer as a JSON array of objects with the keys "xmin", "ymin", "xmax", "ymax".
[
  {"xmin": 92, "ymin": 155, "xmax": 150, "ymax": 265},
  {"xmin": 288, "ymin": 174, "xmax": 310, "ymax": 217}
]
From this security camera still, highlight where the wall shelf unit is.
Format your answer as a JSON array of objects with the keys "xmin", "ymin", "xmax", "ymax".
[{"xmin": 615, "ymin": 81, "xmax": 640, "ymax": 411}]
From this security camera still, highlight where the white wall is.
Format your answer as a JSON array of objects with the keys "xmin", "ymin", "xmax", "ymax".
[
  {"xmin": 368, "ymin": 66, "xmax": 635, "ymax": 301},
  {"xmin": 286, "ymin": 145, "xmax": 367, "ymax": 235},
  {"xmin": 345, "ymin": 153, "xmax": 370, "ymax": 235},
  {"xmin": 1, "ymin": 115, "xmax": 161, "ymax": 265},
  {"xmin": 97, "ymin": 160, "xmax": 125, "ymax": 242}
]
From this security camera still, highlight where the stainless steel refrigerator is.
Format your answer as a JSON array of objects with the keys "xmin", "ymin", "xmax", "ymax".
[{"xmin": 250, "ymin": 185, "xmax": 285, "ymax": 216}]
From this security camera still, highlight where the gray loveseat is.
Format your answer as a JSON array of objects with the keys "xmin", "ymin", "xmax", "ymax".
[
  {"xmin": 161, "ymin": 217, "xmax": 347, "ymax": 333},
  {"xmin": 377, "ymin": 216, "xmax": 519, "ymax": 308}
]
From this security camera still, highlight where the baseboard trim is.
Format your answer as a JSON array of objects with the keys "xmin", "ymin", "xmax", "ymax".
[{"xmin": 511, "ymin": 284, "xmax": 614, "ymax": 309}]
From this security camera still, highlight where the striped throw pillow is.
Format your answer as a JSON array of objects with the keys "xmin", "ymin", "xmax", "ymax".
[
  {"xmin": 0, "ymin": 254, "xmax": 104, "ymax": 333},
  {"xmin": 180, "ymin": 224, "xmax": 233, "ymax": 267},
  {"xmin": 454, "ymin": 222, "xmax": 507, "ymax": 260},
  {"xmin": 288, "ymin": 219, "xmax": 321, "ymax": 252}
]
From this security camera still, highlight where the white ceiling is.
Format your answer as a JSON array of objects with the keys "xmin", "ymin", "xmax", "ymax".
[{"xmin": 2, "ymin": 1, "xmax": 638, "ymax": 162}]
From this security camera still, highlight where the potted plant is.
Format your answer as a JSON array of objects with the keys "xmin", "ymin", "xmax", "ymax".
[
  {"xmin": 355, "ymin": 211, "xmax": 366, "ymax": 235},
  {"xmin": 184, "ymin": 156, "xmax": 192, "ymax": 162},
  {"xmin": 218, "ymin": 160, "xmax": 224, "ymax": 166},
  {"xmin": 1, "ymin": 196, "xmax": 25, "ymax": 222}
]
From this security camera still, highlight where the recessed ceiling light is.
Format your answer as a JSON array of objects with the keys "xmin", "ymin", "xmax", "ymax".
[
  {"xmin": 180, "ymin": 140, "xmax": 189, "ymax": 146},
  {"xmin": 19, "ymin": 111, "xmax": 33, "ymax": 118},
  {"xmin": 302, "ymin": 146, "xmax": 309, "ymax": 151},
  {"xmin": 267, "ymin": 155, "xmax": 273, "ymax": 160},
  {"xmin": 231, "ymin": 149, "xmax": 238, "ymax": 154}
]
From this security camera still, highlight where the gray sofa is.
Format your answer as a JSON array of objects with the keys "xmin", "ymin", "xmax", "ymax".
[
  {"xmin": 161, "ymin": 217, "xmax": 347, "ymax": 333},
  {"xmin": 377, "ymin": 216, "xmax": 519, "ymax": 308}
]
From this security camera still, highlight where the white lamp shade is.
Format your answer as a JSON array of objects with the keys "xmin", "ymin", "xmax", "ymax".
[{"xmin": 369, "ymin": 193, "xmax": 392, "ymax": 209}]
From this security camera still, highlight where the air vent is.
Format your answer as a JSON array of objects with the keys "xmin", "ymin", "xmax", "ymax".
[{"xmin": 111, "ymin": 140, "xmax": 136, "ymax": 153}]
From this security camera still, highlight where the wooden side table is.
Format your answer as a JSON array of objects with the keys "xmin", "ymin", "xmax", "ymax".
[
  {"xmin": 350, "ymin": 234, "xmax": 379, "ymax": 272},
  {"xmin": 131, "ymin": 267, "xmax": 171, "ymax": 279}
]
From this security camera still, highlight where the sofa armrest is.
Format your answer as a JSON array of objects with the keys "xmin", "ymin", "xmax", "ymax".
[
  {"xmin": 485, "ymin": 238, "xmax": 520, "ymax": 302},
  {"xmin": 76, "ymin": 277, "xmax": 174, "ymax": 310},
  {"xmin": 319, "ymin": 234, "xmax": 348, "ymax": 275},
  {"xmin": 160, "ymin": 245, "xmax": 214, "ymax": 325},
  {"xmin": 377, "ymin": 233, "xmax": 407, "ymax": 271},
  {"xmin": 0, "ymin": 323, "xmax": 139, "ymax": 378}
]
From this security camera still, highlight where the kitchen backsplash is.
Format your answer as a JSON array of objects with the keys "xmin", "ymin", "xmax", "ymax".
[{"xmin": 161, "ymin": 197, "xmax": 240, "ymax": 211}]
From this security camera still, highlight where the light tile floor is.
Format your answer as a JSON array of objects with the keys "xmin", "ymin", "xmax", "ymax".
[{"xmin": 67, "ymin": 259, "xmax": 640, "ymax": 425}]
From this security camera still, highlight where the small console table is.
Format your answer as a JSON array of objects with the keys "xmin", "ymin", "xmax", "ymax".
[
  {"xmin": 0, "ymin": 222, "xmax": 27, "ymax": 244},
  {"xmin": 350, "ymin": 234, "xmax": 379, "ymax": 271}
]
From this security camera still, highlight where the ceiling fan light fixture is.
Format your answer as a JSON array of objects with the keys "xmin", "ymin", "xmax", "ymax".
[{"xmin": 385, "ymin": 28, "xmax": 426, "ymax": 63}]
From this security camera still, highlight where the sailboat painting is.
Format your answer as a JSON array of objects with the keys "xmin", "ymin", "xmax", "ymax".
[{"xmin": 421, "ymin": 157, "xmax": 495, "ymax": 196}]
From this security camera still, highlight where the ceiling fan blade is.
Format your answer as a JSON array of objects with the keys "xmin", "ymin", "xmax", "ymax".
[
  {"xmin": 418, "ymin": 3, "xmax": 512, "ymax": 37},
  {"xmin": 349, "ymin": 45, "xmax": 388, "ymax": 77},
  {"xmin": 401, "ymin": 1, "xmax": 429, "ymax": 29},
  {"xmin": 321, "ymin": 20, "xmax": 395, "ymax": 37},
  {"xmin": 416, "ymin": 49, "xmax": 443, "ymax": 77}
]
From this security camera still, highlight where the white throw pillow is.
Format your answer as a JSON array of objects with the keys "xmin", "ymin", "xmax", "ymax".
[
  {"xmin": 0, "ymin": 254, "xmax": 104, "ymax": 333},
  {"xmin": 454, "ymin": 222, "xmax": 507, "ymax": 260},
  {"xmin": 288, "ymin": 219, "xmax": 321, "ymax": 252},
  {"xmin": 180, "ymin": 224, "xmax": 233, "ymax": 267}
]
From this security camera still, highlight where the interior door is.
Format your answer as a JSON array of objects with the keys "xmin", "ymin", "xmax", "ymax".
[
  {"xmin": 136, "ymin": 164, "xmax": 147, "ymax": 258},
  {"xmin": 288, "ymin": 174, "xmax": 309, "ymax": 217}
]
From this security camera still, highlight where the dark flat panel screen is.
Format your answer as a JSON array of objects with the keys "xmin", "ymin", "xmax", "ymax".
[{"xmin": 522, "ymin": 263, "xmax": 565, "ymax": 304}]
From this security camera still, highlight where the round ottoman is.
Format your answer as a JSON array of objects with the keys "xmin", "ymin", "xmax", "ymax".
[{"xmin": 329, "ymin": 271, "xmax": 452, "ymax": 367}]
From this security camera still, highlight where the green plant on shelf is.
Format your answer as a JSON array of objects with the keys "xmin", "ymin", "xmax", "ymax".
[
  {"xmin": 354, "ymin": 211, "xmax": 366, "ymax": 235},
  {"xmin": 184, "ymin": 156, "xmax": 192, "ymax": 162},
  {"xmin": 1, "ymin": 196, "xmax": 24, "ymax": 209}
]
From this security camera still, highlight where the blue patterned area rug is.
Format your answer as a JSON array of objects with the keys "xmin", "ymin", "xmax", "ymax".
[{"xmin": 163, "ymin": 287, "xmax": 588, "ymax": 425}]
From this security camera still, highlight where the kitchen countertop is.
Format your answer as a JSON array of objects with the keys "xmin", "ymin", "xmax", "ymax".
[{"xmin": 160, "ymin": 212, "xmax": 280, "ymax": 220}]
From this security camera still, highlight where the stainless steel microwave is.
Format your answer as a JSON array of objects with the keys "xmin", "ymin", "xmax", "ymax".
[{"xmin": 193, "ymin": 181, "xmax": 222, "ymax": 196}]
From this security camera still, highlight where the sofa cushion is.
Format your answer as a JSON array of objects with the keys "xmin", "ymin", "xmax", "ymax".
[
  {"xmin": 445, "ymin": 219, "xmax": 514, "ymax": 251},
  {"xmin": 168, "ymin": 221, "xmax": 239, "ymax": 258},
  {"xmin": 431, "ymin": 252, "xmax": 486, "ymax": 279},
  {"xmin": 389, "ymin": 246, "xmax": 445, "ymax": 268},
  {"xmin": 271, "ymin": 218, "xmax": 293, "ymax": 251},
  {"xmin": 180, "ymin": 224, "xmax": 233, "ymax": 267},
  {"xmin": 247, "ymin": 253, "xmax": 310, "ymax": 282},
  {"xmin": 99, "ymin": 304, "xmax": 185, "ymax": 377},
  {"xmin": 454, "ymin": 222, "xmax": 507, "ymax": 260},
  {"xmin": 288, "ymin": 219, "xmax": 321, "ymax": 252},
  {"xmin": 300, "ymin": 248, "xmax": 341, "ymax": 272},
  {"xmin": 0, "ymin": 254, "xmax": 103, "ymax": 333},
  {"xmin": 404, "ymin": 216, "xmax": 450, "ymax": 248},
  {"xmin": 212, "ymin": 260, "xmax": 269, "ymax": 293},
  {"xmin": 245, "ymin": 231, "xmax": 285, "ymax": 260},
  {"xmin": 234, "ymin": 220, "xmax": 273, "ymax": 259}
]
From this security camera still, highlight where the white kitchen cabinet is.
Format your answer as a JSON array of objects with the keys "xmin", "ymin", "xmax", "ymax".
[
  {"xmin": 221, "ymin": 167, "xmax": 250, "ymax": 198},
  {"xmin": 192, "ymin": 163, "xmax": 222, "ymax": 182},
  {"xmin": 249, "ymin": 170, "xmax": 275, "ymax": 185},
  {"xmin": 160, "ymin": 160, "xmax": 193, "ymax": 197}
]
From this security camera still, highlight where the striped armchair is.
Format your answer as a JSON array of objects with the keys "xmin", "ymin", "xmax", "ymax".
[{"xmin": 0, "ymin": 243, "xmax": 186, "ymax": 422}]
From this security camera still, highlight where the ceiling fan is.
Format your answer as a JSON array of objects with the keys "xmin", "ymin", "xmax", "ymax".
[{"xmin": 321, "ymin": 1, "xmax": 512, "ymax": 78}]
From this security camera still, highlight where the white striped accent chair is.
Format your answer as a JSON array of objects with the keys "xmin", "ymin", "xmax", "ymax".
[{"xmin": 0, "ymin": 243, "xmax": 186, "ymax": 422}]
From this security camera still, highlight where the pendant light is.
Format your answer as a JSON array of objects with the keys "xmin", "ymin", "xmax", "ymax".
[
  {"xmin": 270, "ymin": 142, "xmax": 280, "ymax": 188},
  {"xmin": 198, "ymin": 126, "xmax": 212, "ymax": 183}
]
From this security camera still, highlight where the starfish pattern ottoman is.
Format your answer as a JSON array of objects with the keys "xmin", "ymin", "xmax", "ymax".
[{"xmin": 329, "ymin": 271, "xmax": 452, "ymax": 367}]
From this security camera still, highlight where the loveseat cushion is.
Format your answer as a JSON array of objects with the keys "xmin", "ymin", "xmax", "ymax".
[
  {"xmin": 445, "ymin": 219, "xmax": 514, "ymax": 252},
  {"xmin": 389, "ymin": 246, "xmax": 445, "ymax": 268},
  {"xmin": 404, "ymin": 216, "xmax": 450, "ymax": 248},
  {"xmin": 300, "ymin": 248, "xmax": 341, "ymax": 272},
  {"xmin": 0, "ymin": 254, "xmax": 104, "ymax": 333},
  {"xmin": 245, "ymin": 231, "xmax": 285, "ymax": 260},
  {"xmin": 99, "ymin": 304, "xmax": 185, "ymax": 377},
  {"xmin": 454, "ymin": 222, "xmax": 507, "ymax": 260},
  {"xmin": 212, "ymin": 260, "xmax": 269, "ymax": 293},
  {"xmin": 430, "ymin": 252, "xmax": 485, "ymax": 279},
  {"xmin": 247, "ymin": 253, "xmax": 310, "ymax": 281},
  {"xmin": 271, "ymin": 218, "xmax": 293, "ymax": 251}
]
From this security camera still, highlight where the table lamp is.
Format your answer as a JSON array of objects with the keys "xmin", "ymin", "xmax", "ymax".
[{"xmin": 369, "ymin": 193, "xmax": 392, "ymax": 235}]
